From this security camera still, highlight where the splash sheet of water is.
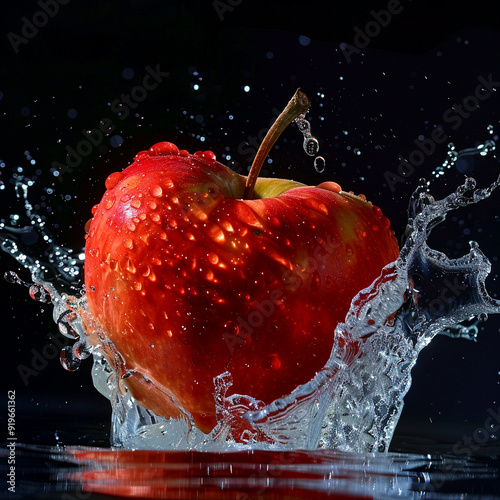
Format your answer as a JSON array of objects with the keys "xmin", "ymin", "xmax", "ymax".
[{"xmin": 1, "ymin": 138, "xmax": 499, "ymax": 455}]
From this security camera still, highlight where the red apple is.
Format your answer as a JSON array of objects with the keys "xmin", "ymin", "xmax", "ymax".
[{"xmin": 83, "ymin": 90, "xmax": 399, "ymax": 433}]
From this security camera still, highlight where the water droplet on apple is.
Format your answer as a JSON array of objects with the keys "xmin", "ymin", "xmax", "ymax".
[
  {"xmin": 121, "ymin": 256, "xmax": 136, "ymax": 274},
  {"xmin": 151, "ymin": 185, "xmax": 163, "ymax": 198},
  {"xmin": 105, "ymin": 172, "xmax": 123, "ymax": 190},
  {"xmin": 261, "ymin": 354, "xmax": 281, "ymax": 371},
  {"xmin": 317, "ymin": 181, "xmax": 341, "ymax": 193},
  {"xmin": 139, "ymin": 264, "xmax": 151, "ymax": 277},
  {"xmin": 134, "ymin": 150, "xmax": 149, "ymax": 161},
  {"xmin": 236, "ymin": 292, "xmax": 250, "ymax": 302},
  {"xmin": 380, "ymin": 216, "xmax": 391, "ymax": 230},
  {"xmin": 314, "ymin": 156, "xmax": 326, "ymax": 173},
  {"xmin": 206, "ymin": 185, "xmax": 219, "ymax": 197},
  {"xmin": 372, "ymin": 205, "xmax": 383, "ymax": 218},
  {"xmin": 311, "ymin": 271, "xmax": 321, "ymax": 291},
  {"xmin": 224, "ymin": 321, "xmax": 239, "ymax": 335},
  {"xmin": 202, "ymin": 150, "xmax": 217, "ymax": 162},
  {"xmin": 208, "ymin": 252, "xmax": 219, "ymax": 265},
  {"xmin": 150, "ymin": 213, "xmax": 161, "ymax": 223},
  {"xmin": 148, "ymin": 141, "xmax": 179, "ymax": 156}
]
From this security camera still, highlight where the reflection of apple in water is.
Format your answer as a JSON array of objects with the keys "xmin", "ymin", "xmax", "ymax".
[{"xmin": 84, "ymin": 90, "xmax": 399, "ymax": 433}]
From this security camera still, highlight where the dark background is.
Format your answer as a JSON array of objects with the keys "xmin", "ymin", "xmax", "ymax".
[{"xmin": 1, "ymin": 0, "xmax": 500, "ymax": 452}]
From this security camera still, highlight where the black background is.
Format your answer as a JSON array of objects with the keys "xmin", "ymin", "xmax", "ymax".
[{"xmin": 1, "ymin": 0, "xmax": 500, "ymax": 452}]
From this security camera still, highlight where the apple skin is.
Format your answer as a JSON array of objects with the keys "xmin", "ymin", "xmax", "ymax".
[{"xmin": 84, "ymin": 142, "xmax": 399, "ymax": 433}]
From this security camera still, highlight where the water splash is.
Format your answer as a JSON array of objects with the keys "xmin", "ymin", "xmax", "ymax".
[
  {"xmin": 428, "ymin": 126, "xmax": 496, "ymax": 183},
  {"xmin": 0, "ymin": 174, "xmax": 88, "ymax": 373},
  {"xmin": 1, "ymin": 137, "xmax": 499, "ymax": 452},
  {"xmin": 0, "ymin": 180, "xmax": 83, "ymax": 289}
]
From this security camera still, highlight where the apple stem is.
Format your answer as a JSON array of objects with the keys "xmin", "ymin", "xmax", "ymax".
[{"xmin": 243, "ymin": 89, "xmax": 311, "ymax": 200}]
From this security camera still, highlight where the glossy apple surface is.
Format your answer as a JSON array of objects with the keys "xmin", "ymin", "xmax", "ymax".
[{"xmin": 84, "ymin": 141, "xmax": 399, "ymax": 433}]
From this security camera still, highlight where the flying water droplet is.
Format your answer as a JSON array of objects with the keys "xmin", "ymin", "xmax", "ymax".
[
  {"xmin": 314, "ymin": 156, "xmax": 326, "ymax": 173},
  {"xmin": 478, "ymin": 312, "xmax": 488, "ymax": 322},
  {"xmin": 60, "ymin": 345, "xmax": 82, "ymax": 371},
  {"xmin": 4, "ymin": 271, "xmax": 25, "ymax": 285},
  {"xmin": 430, "ymin": 136, "xmax": 496, "ymax": 185},
  {"xmin": 294, "ymin": 115, "xmax": 324, "ymax": 176},
  {"xmin": 304, "ymin": 137, "xmax": 319, "ymax": 156},
  {"xmin": 4, "ymin": 271, "xmax": 51, "ymax": 302}
]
